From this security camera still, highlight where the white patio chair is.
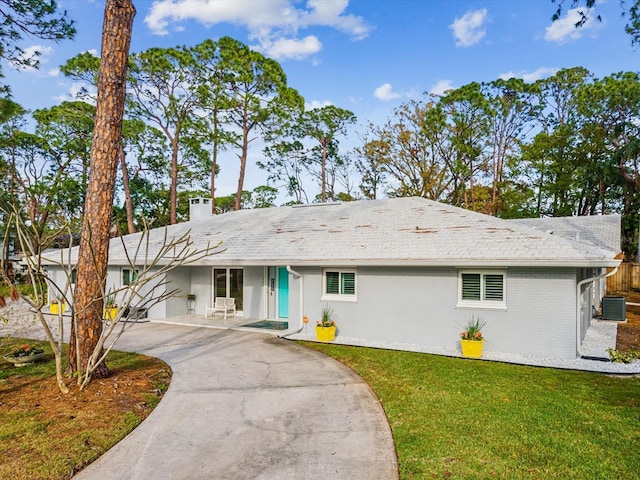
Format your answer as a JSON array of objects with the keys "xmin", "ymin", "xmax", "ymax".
[{"xmin": 205, "ymin": 297, "xmax": 236, "ymax": 320}]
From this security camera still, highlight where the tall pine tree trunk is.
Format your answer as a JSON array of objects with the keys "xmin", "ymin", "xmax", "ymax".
[
  {"xmin": 234, "ymin": 130, "xmax": 248, "ymax": 211},
  {"xmin": 211, "ymin": 146, "xmax": 217, "ymax": 213},
  {"xmin": 170, "ymin": 134, "xmax": 179, "ymax": 224},
  {"xmin": 321, "ymin": 141, "xmax": 328, "ymax": 203},
  {"xmin": 69, "ymin": 0, "xmax": 135, "ymax": 382},
  {"xmin": 210, "ymin": 109, "xmax": 219, "ymax": 214},
  {"xmin": 120, "ymin": 144, "xmax": 136, "ymax": 234}
]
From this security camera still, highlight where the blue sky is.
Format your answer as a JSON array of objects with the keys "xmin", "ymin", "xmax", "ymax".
[{"xmin": 4, "ymin": 0, "xmax": 640, "ymax": 199}]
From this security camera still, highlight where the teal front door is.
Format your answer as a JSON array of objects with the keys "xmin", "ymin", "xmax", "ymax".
[{"xmin": 277, "ymin": 267, "xmax": 289, "ymax": 318}]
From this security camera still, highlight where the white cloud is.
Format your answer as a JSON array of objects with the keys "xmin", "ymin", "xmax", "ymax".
[
  {"xmin": 544, "ymin": 7, "xmax": 601, "ymax": 43},
  {"xmin": 499, "ymin": 67, "xmax": 558, "ymax": 83},
  {"xmin": 144, "ymin": 0, "xmax": 291, "ymax": 35},
  {"xmin": 374, "ymin": 83, "xmax": 404, "ymax": 101},
  {"xmin": 300, "ymin": 0, "xmax": 370, "ymax": 40},
  {"xmin": 450, "ymin": 9, "xmax": 488, "ymax": 47},
  {"xmin": 261, "ymin": 35, "xmax": 322, "ymax": 60},
  {"xmin": 10, "ymin": 45, "xmax": 53, "ymax": 71},
  {"xmin": 143, "ymin": 0, "xmax": 370, "ymax": 60},
  {"xmin": 429, "ymin": 80, "xmax": 454, "ymax": 96},
  {"xmin": 54, "ymin": 82, "xmax": 97, "ymax": 103},
  {"xmin": 47, "ymin": 68, "xmax": 60, "ymax": 77},
  {"xmin": 306, "ymin": 99, "xmax": 333, "ymax": 110}
]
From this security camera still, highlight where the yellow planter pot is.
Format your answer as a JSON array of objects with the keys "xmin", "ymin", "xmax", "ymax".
[
  {"xmin": 461, "ymin": 339, "xmax": 484, "ymax": 358},
  {"xmin": 104, "ymin": 307, "xmax": 118, "ymax": 320},
  {"xmin": 49, "ymin": 303, "xmax": 66, "ymax": 315},
  {"xmin": 315, "ymin": 326, "xmax": 336, "ymax": 342}
]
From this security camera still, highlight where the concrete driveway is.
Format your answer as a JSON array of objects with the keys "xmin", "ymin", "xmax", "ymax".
[{"xmin": 73, "ymin": 322, "xmax": 399, "ymax": 479}]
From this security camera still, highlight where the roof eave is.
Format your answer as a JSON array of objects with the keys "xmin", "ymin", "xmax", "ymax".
[{"xmin": 157, "ymin": 257, "xmax": 622, "ymax": 268}]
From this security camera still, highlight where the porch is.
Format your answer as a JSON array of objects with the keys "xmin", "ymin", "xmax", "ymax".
[{"xmin": 149, "ymin": 313, "xmax": 290, "ymax": 335}]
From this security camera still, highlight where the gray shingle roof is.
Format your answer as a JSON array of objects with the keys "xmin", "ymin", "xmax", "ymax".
[
  {"xmin": 44, "ymin": 197, "xmax": 621, "ymax": 268},
  {"xmin": 509, "ymin": 215, "xmax": 621, "ymax": 253}
]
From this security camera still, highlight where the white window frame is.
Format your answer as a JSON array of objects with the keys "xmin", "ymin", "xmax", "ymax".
[
  {"xmin": 322, "ymin": 269, "xmax": 357, "ymax": 302},
  {"xmin": 457, "ymin": 269, "xmax": 506, "ymax": 309}
]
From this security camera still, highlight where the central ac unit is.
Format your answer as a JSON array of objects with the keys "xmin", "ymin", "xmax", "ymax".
[{"xmin": 602, "ymin": 296, "xmax": 626, "ymax": 321}]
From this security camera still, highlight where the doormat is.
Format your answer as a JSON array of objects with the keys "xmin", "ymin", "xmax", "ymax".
[{"xmin": 242, "ymin": 320, "xmax": 289, "ymax": 330}]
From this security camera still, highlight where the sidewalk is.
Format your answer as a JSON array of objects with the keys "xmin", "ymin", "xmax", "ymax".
[{"xmin": 73, "ymin": 322, "xmax": 399, "ymax": 480}]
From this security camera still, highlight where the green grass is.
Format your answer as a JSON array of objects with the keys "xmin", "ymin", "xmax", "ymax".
[
  {"xmin": 303, "ymin": 343, "xmax": 640, "ymax": 480},
  {"xmin": 0, "ymin": 283, "xmax": 39, "ymax": 299}
]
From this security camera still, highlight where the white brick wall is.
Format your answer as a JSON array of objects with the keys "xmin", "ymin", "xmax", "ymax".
[{"xmin": 296, "ymin": 266, "xmax": 580, "ymax": 359}]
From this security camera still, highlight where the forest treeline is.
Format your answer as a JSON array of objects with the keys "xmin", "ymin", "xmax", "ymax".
[{"xmin": 1, "ymin": 38, "xmax": 638, "ymax": 256}]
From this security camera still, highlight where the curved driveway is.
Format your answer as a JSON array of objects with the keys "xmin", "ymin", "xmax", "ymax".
[{"xmin": 74, "ymin": 322, "xmax": 399, "ymax": 480}]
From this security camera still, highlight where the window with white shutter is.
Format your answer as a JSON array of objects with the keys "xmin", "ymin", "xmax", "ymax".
[
  {"xmin": 323, "ymin": 269, "xmax": 357, "ymax": 301},
  {"xmin": 458, "ymin": 270, "xmax": 506, "ymax": 308}
]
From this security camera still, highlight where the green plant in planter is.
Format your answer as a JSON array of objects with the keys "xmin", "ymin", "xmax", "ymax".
[
  {"xmin": 3, "ymin": 344, "xmax": 46, "ymax": 366},
  {"xmin": 460, "ymin": 315, "xmax": 486, "ymax": 341},
  {"xmin": 315, "ymin": 305, "xmax": 337, "ymax": 342},
  {"xmin": 459, "ymin": 315, "xmax": 486, "ymax": 358},
  {"xmin": 104, "ymin": 295, "xmax": 119, "ymax": 320},
  {"xmin": 106, "ymin": 295, "xmax": 118, "ymax": 308},
  {"xmin": 317, "ymin": 306, "xmax": 335, "ymax": 327},
  {"xmin": 6, "ymin": 344, "xmax": 44, "ymax": 358}
]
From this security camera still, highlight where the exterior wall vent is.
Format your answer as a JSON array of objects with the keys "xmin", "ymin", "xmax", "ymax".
[{"xmin": 602, "ymin": 296, "xmax": 626, "ymax": 321}]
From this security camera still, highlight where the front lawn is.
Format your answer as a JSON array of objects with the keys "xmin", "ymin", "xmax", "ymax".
[
  {"xmin": 304, "ymin": 343, "xmax": 640, "ymax": 480},
  {"xmin": 0, "ymin": 338, "xmax": 171, "ymax": 480}
]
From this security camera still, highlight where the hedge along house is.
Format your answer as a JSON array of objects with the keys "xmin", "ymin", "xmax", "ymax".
[{"xmin": 42, "ymin": 197, "xmax": 621, "ymax": 361}]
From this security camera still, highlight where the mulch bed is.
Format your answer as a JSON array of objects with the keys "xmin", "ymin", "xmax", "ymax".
[{"xmin": 613, "ymin": 291, "xmax": 640, "ymax": 352}]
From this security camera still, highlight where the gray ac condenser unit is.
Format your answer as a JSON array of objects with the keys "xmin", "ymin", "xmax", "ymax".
[{"xmin": 602, "ymin": 296, "xmax": 626, "ymax": 321}]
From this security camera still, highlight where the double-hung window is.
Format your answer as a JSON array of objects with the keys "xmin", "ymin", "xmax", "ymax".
[
  {"xmin": 458, "ymin": 270, "xmax": 506, "ymax": 309},
  {"xmin": 323, "ymin": 269, "xmax": 356, "ymax": 301}
]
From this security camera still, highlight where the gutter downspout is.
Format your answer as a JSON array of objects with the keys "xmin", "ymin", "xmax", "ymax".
[
  {"xmin": 576, "ymin": 264, "xmax": 620, "ymax": 360},
  {"xmin": 279, "ymin": 266, "xmax": 304, "ymax": 339}
]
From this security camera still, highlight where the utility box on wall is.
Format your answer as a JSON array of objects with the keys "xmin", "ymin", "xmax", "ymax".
[{"xmin": 602, "ymin": 296, "xmax": 626, "ymax": 321}]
